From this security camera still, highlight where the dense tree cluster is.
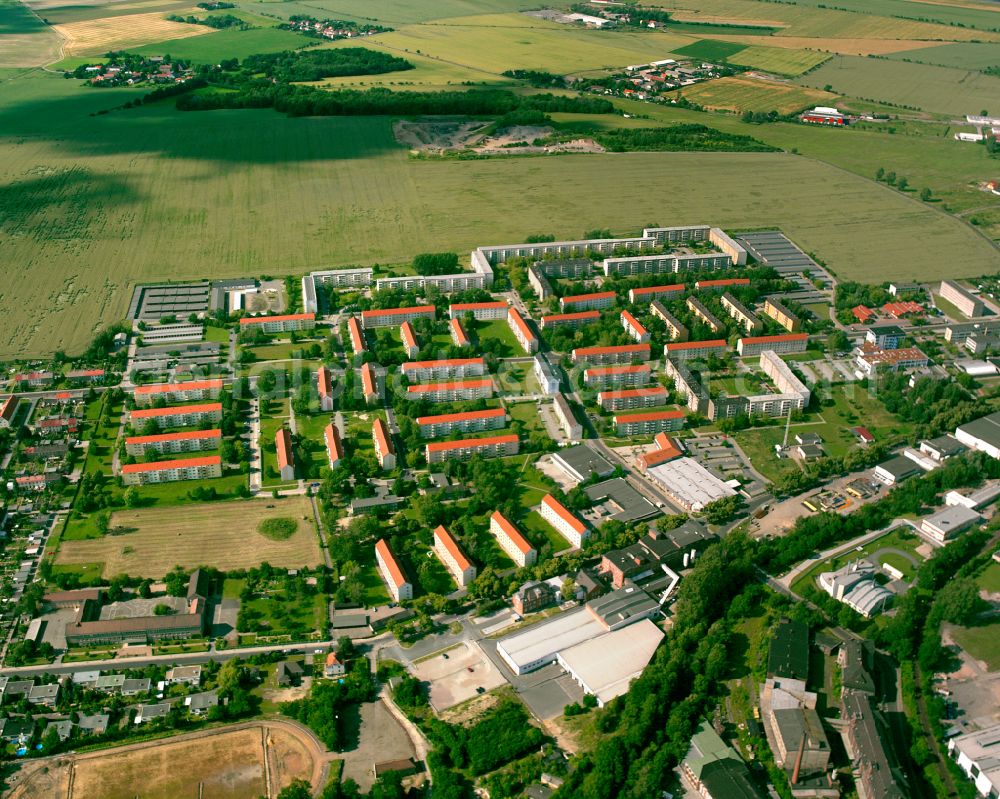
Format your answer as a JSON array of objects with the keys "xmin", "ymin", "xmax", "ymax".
[
  {"xmin": 425, "ymin": 700, "xmax": 544, "ymax": 775},
  {"xmin": 281, "ymin": 659, "xmax": 377, "ymax": 750},
  {"xmin": 595, "ymin": 124, "xmax": 778, "ymax": 153},
  {"xmin": 241, "ymin": 48, "xmax": 413, "ymax": 82}
]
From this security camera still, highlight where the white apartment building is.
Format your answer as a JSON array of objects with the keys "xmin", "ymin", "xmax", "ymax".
[
  {"xmin": 434, "ymin": 525, "xmax": 477, "ymax": 587},
  {"xmin": 540, "ymin": 494, "xmax": 589, "ymax": 549},
  {"xmin": 490, "ymin": 511, "xmax": 537, "ymax": 568}
]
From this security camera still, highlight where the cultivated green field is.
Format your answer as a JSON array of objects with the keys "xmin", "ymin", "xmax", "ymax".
[
  {"xmin": 0, "ymin": 0, "xmax": 63, "ymax": 67},
  {"xmin": 674, "ymin": 75, "xmax": 838, "ymax": 114},
  {"xmin": 728, "ymin": 44, "xmax": 831, "ymax": 76},
  {"xmin": 2, "ymin": 68, "xmax": 998, "ymax": 357},
  {"xmin": 788, "ymin": 0, "xmax": 1000, "ymax": 34},
  {"xmin": 886, "ymin": 42, "xmax": 1000, "ymax": 71},
  {"xmin": 131, "ymin": 26, "xmax": 307, "ymax": 62},
  {"xmin": 799, "ymin": 55, "xmax": 1000, "ymax": 117},
  {"xmin": 240, "ymin": 0, "xmax": 543, "ymax": 26},
  {"xmin": 648, "ymin": 0, "xmax": 1000, "ymax": 42},
  {"xmin": 671, "ymin": 39, "xmax": 748, "ymax": 62}
]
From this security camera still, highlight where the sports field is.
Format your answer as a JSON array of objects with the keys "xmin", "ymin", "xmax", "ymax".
[
  {"xmin": 1, "ymin": 69, "xmax": 997, "ymax": 356},
  {"xmin": 800, "ymin": 56, "xmax": 1000, "ymax": 117},
  {"xmin": 676, "ymin": 75, "xmax": 838, "ymax": 113},
  {"xmin": 53, "ymin": 497, "xmax": 323, "ymax": 577}
]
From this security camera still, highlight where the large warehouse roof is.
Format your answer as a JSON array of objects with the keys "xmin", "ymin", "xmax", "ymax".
[
  {"xmin": 646, "ymin": 457, "xmax": 736, "ymax": 511},
  {"xmin": 496, "ymin": 607, "xmax": 604, "ymax": 674}
]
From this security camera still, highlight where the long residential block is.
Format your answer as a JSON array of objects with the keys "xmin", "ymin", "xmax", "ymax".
[
  {"xmin": 628, "ymin": 284, "xmax": 684, "ymax": 304},
  {"xmin": 540, "ymin": 494, "xmax": 589, "ymax": 549},
  {"xmin": 614, "ymin": 410, "xmax": 686, "ymax": 436},
  {"xmin": 434, "ymin": 525, "xmax": 477, "ymax": 587},
  {"xmin": 276, "ymin": 428, "xmax": 295, "ymax": 481},
  {"xmin": 696, "ymin": 278, "xmax": 750, "ymax": 292},
  {"xmin": 599, "ymin": 387, "xmax": 667, "ymax": 412},
  {"xmin": 361, "ymin": 305, "xmax": 435, "ymax": 329},
  {"xmin": 651, "ymin": 301, "xmax": 689, "ymax": 342},
  {"xmin": 553, "ymin": 393, "xmax": 582, "ymax": 440},
  {"xmin": 375, "ymin": 539, "xmax": 412, "ymax": 602},
  {"xmin": 324, "ymin": 423, "xmax": 343, "ymax": 468},
  {"xmin": 940, "ymin": 279, "xmax": 985, "ymax": 318},
  {"xmin": 317, "ymin": 366, "xmax": 334, "ymax": 411},
  {"xmin": 400, "ymin": 322, "xmax": 419, "ymax": 358},
  {"xmin": 686, "ymin": 296, "xmax": 724, "ymax": 333},
  {"xmin": 239, "ymin": 313, "xmax": 315, "ymax": 336},
  {"xmin": 425, "ymin": 434, "xmax": 519, "ymax": 464},
  {"xmin": 406, "ymin": 379, "xmax": 494, "ymax": 403},
  {"xmin": 133, "ymin": 379, "xmax": 222, "ymax": 407},
  {"xmin": 490, "ymin": 512, "xmax": 537, "ymax": 568},
  {"xmin": 621, "ymin": 310, "xmax": 651, "ymax": 344},
  {"xmin": 130, "ymin": 403, "xmax": 222, "ymax": 429},
  {"xmin": 449, "ymin": 301, "xmax": 508, "ymax": 320},
  {"xmin": 373, "ymin": 418, "xmax": 395, "ymax": 470},
  {"xmin": 401, "ymin": 358, "xmax": 485, "ymax": 382},
  {"xmin": 508, "ymin": 308, "xmax": 539, "ymax": 354},
  {"xmin": 416, "ymin": 407, "xmax": 508, "ymax": 438},
  {"xmin": 122, "ymin": 455, "xmax": 222, "ymax": 486},
  {"xmin": 347, "ymin": 317, "xmax": 366, "ymax": 356},
  {"xmin": 584, "ymin": 364, "xmax": 651, "ymax": 389},
  {"xmin": 571, "ymin": 344, "xmax": 650, "ymax": 365},
  {"xmin": 125, "ymin": 429, "xmax": 221, "ymax": 457},
  {"xmin": 361, "ymin": 362, "xmax": 379, "ymax": 405},
  {"xmin": 560, "ymin": 291, "xmax": 617, "ymax": 313},
  {"xmin": 450, "ymin": 318, "xmax": 471, "ymax": 348},
  {"xmin": 540, "ymin": 310, "xmax": 600, "ymax": 329},
  {"xmin": 737, "ymin": 333, "xmax": 808, "ymax": 357},
  {"xmin": 763, "ymin": 297, "xmax": 801, "ymax": 332},
  {"xmin": 720, "ymin": 293, "xmax": 763, "ymax": 334},
  {"xmin": 664, "ymin": 339, "xmax": 727, "ymax": 361}
]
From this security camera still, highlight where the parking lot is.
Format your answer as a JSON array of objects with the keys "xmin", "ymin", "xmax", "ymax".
[{"xmin": 411, "ymin": 640, "xmax": 506, "ymax": 713}]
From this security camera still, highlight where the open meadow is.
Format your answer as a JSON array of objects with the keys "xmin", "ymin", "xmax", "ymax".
[
  {"xmin": 799, "ymin": 55, "xmax": 1000, "ymax": 117},
  {"xmin": 1, "ymin": 68, "xmax": 998, "ymax": 356},
  {"xmin": 0, "ymin": 0, "xmax": 63, "ymax": 66},
  {"xmin": 886, "ymin": 41, "xmax": 1000, "ymax": 70},
  {"xmin": 53, "ymin": 496, "xmax": 323, "ymax": 577}
]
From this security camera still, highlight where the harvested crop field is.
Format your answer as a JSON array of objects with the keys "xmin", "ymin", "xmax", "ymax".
[
  {"xmin": 9, "ymin": 722, "xmax": 322, "ymax": 799},
  {"xmin": 54, "ymin": 497, "xmax": 323, "ymax": 578},
  {"xmin": 708, "ymin": 34, "xmax": 953, "ymax": 57},
  {"xmin": 0, "ymin": 0, "xmax": 63, "ymax": 67},
  {"xmin": 53, "ymin": 10, "xmax": 213, "ymax": 56},
  {"xmin": 799, "ymin": 55, "xmax": 1000, "ymax": 117},
  {"xmin": 675, "ymin": 75, "xmax": 838, "ymax": 114}
]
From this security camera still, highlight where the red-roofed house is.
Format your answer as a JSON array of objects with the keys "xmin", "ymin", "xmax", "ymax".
[
  {"xmin": 66, "ymin": 369, "xmax": 105, "ymax": 383},
  {"xmin": 621, "ymin": 310, "xmax": 650, "ymax": 344},
  {"xmin": 449, "ymin": 301, "xmax": 507, "ymax": 320},
  {"xmin": 276, "ymin": 428, "xmax": 295, "ymax": 481},
  {"xmin": 425, "ymin": 434, "xmax": 518, "ymax": 464},
  {"xmin": 540, "ymin": 494, "xmax": 589, "ymax": 549},
  {"xmin": 317, "ymin": 367, "xmax": 334, "ymax": 411},
  {"xmin": 881, "ymin": 301, "xmax": 923, "ymax": 319},
  {"xmin": 507, "ymin": 308, "xmax": 539, "ymax": 354},
  {"xmin": 852, "ymin": 305, "xmax": 876, "ymax": 324},
  {"xmin": 375, "ymin": 539, "xmax": 412, "ymax": 602},
  {"xmin": 615, "ymin": 409, "xmax": 686, "ymax": 436},
  {"xmin": 433, "ymin": 525, "xmax": 476, "ymax": 587},
  {"xmin": 638, "ymin": 433, "xmax": 684, "ymax": 471},
  {"xmin": 489, "ymin": 511, "xmax": 537, "ymax": 568},
  {"xmin": 324, "ymin": 423, "xmax": 343, "ymax": 469},
  {"xmin": 416, "ymin": 408, "xmax": 507, "ymax": 438},
  {"xmin": 121, "ymin": 455, "xmax": 222, "ymax": 486},
  {"xmin": 852, "ymin": 426, "xmax": 875, "ymax": 444},
  {"xmin": 373, "ymin": 418, "xmax": 395, "ymax": 470}
]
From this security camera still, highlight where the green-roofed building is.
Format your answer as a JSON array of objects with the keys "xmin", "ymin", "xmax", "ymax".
[{"xmin": 682, "ymin": 721, "xmax": 763, "ymax": 799}]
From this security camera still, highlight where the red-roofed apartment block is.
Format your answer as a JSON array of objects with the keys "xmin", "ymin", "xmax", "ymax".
[
  {"xmin": 239, "ymin": 313, "xmax": 315, "ymax": 336},
  {"xmin": 507, "ymin": 308, "xmax": 539, "ymax": 354},
  {"xmin": 347, "ymin": 317, "xmax": 366, "ymax": 356},
  {"xmin": 324, "ymin": 423, "xmax": 343, "ymax": 469},
  {"xmin": 0, "ymin": 396, "xmax": 18, "ymax": 428},
  {"xmin": 66, "ymin": 369, "xmax": 105, "ymax": 383},
  {"xmin": 317, "ymin": 367, "xmax": 334, "ymax": 411},
  {"xmin": 125, "ymin": 428, "xmax": 221, "ymax": 457},
  {"xmin": 401, "ymin": 358, "xmax": 484, "ymax": 382},
  {"xmin": 130, "ymin": 403, "xmax": 222, "ymax": 429},
  {"xmin": 628, "ymin": 284, "xmax": 684, "ymax": 304},
  {"xmin": 490, "ymin": 511, "xmax": 537, "ymax": 568},
  {"xmin": 449, "ymin": 301, "xmax": 507, "ymax": 320},
  {"xmin": 276, "ymin": 428, "xmax": 295, "ymax": 481},
  {"xmin": 560, "ymin": 291, "xmax": 616, "ymax": 312},
  {"xmin": 373, "ymin": 418, "xmax": 395, "ymax": 470},
  {"xmin": 540, "ymin": 494, "xmax": 589, "ymax": 549},
  {"xmin": 375, "ymin": 539, "xmax": 412, "ymax": 602},
  {"xmin": 737, "ymin": 333, "xmax": 809, "ymax": 357},
  {"xmin": 406, "ymin": 379, "xmax": 493, "ymax": 403},
  {"xmin": 621, "ymin": 310, "xmax": 651, "ymax": 344},
  {"xmin": 361, "ymin": 363, "xmax": 378, "ymax": 405},
  {"xmin": 121, "ymin": 455, "xmax": 222, "ymax": 486},
  {"xmin": 416, "ymin": 408, "xmax": 507, "ymax": 438},
  {"xmin": 572, "ymin": 344, "xmax": 650, "ymax": 365},
  {"xmin": 540, "ymin": 311, "xmax": 601, "ymax": 329},
  {"xmin": 433, "ymin": 525, "xmax": 477, "ymax": 587},
  {"xmin": 584, "ymin": 364, "xmax": 650, "ymax": 389},
  {"xmin": 598, "ymin": 387, "xmax": 667, "ymax": 412},
  {"xmin": 134, "ymin": 379, "xmax": 222, "ymax": 407},
  {"xmin": 361, "ymin": 305, "xmax": 435, "ymax": 329},
  {"xmin": 400, "ymin": 322, "xmax": 419, "ymax": 358},
  {"xmin": 450, "ymin": 318, "xmax": 471, "ymax": 348},
  {"xmin": 425, "ymin": 434, "xmax": 519, "ymax": 464},
  {"xmin": 615, "ymin": 409, "xmax": 686, "ymax": 436},
  {"xmin": 696, "ymin": 278, "xmax": 750, "ymax": 292}
]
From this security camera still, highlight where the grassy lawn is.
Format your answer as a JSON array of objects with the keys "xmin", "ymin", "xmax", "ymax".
[
  {"xmin": 520, "ymin": 510, "xmax": 573, "ymax": 553},
  {"xmin": 952, "ymin": 622, "xmax": 1000, "ymax": 671},
  {"xmin": 343, "ymin": 410, "xmax": 386, "ymax": 459},
  {"xmin": 473, "ymin": 318, "xmax": 519, "ymax": 357},
  {"xmin": 223, "ymin": 577, "xmax": 245, "ymax": 600},
  {"xmin": 977, "ymin": 562, "xmax": 1000, "ymax": 594},
  {"xmin": 204, "ymin": 325, "xmax": 231, "ymax": 344},
  {"xmin": 496, "ymin": 361, "xmax": 542, "ymax": 396},
  {"xmin": 241, "ymin": 591, "xmax": 326, "ymax": 638},
  {"xmin": 359, "ymin": 564, "xmax": 391, "ymax": 607},
  {"xmin": 508, "ymin": 400, "xmax": 547, "ymax": 436}
]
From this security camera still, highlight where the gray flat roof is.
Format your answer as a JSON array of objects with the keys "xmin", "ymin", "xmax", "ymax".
[
  {"xmin": 552, "ymin": 445, "xmax": 614, "ymax": 482},
  {"xmin": 958, "ymin": 411, "xmax": 1000, "ymax": 449},
  {"xmin": 584, "ymin": 478, "xmax": 658, "ymax": 522},
  {"xmin": 496, "ymin": 607, "xmax": 604, "ymax": 670},
  {"xmin": 587, "ymin": 585, "xmax": 659, "ymax": 628}
]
